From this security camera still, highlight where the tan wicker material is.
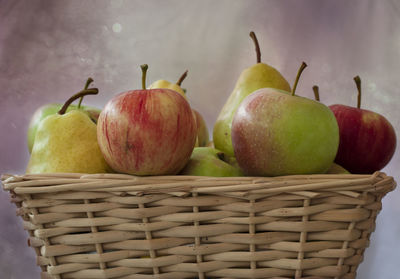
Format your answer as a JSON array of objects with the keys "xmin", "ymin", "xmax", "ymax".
[{"xmin": 1, "ymin": 171, "xmax": 396, "ymax": 279}]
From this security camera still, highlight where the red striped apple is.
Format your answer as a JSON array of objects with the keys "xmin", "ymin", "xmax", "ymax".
[
  {"xmin": 97, "ymin": 65, "xmax": 197, "ymax": 175},
  {"xmin": 329, "ymin": 76, "xmax": 396, "ymax": 174}
]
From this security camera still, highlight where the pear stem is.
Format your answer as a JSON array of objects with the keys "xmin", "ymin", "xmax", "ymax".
[
  {"xmin": 291, "ymin": 62, "xmax": 307, "ymax": 96},
  {"xmin": 249, "ymin": 31, "xmax": 261, "ymax": 63},
  {"xmin": 176, "ymin": 70, "xmax": 188, "ymax": 86},
  {"xmin": 354, "ymin": 75, "xmax": 362, "ymax": 108},
  {"xmin": 312, "ymin": 85, "xmax": 320, "ymax": 101},
  {"xmin": 58, "ymin": 88, "xmax": 99, "ymax": 115},
  {"xmin": 141, "ymin": 64, "xmax": 148, "ymax": 90},
  {"xmin": 78, "ymin": 77, "xmax": 94, "ymax": 109}
]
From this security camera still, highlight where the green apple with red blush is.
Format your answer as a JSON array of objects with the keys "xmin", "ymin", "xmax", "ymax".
[
  {"xmin": 329, "ymin": 76, "xmax": 396, "ymax": 174},
  {"xmin": 97, "ymin": 64, "xmax": 197, "ymax": 175},
  {"xmin": 231, "ymin": 62, "xmax": 339, "ymax": 176},
  {"xmin": 311, "ymin": 85, "xmax": 350, "ymax": 174}
]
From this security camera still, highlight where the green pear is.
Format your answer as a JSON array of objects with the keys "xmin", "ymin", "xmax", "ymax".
[
  {"xmin": 27, "ymin": 78, "xmax": 101, "ymax": 153},
  {"xmin": 213, "ymin": 31, "xmax": 291, "ymax": 156},
  {"xmin": 326, "ymin": 163, "xmax": 350, "ymax": 174},
  {"xmin": 180, "ymin": 147, "xmax": 243, "ymax": 177},
  {"xmin": 26, "ymin": 88, "xmax": 110, "ymax": 174}
]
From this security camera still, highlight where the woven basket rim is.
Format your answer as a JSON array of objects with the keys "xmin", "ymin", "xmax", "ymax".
[{"xmin": 2, "ymin": 171, "xmax": 396, "ymax": 197}]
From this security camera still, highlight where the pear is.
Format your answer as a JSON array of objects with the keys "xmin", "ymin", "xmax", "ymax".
[
  {"xmin": 326, "ymin": 163, "xmax": 350, "ymax": 174},
  {"xmin": 148, "ymin": 70, "xmax": 188, "ymax": 99},
  {"xmin": 193, "ymin": 109, "xmax": 210, "ymax": 147},
  {"xmin": 27, "ymin": 78, "xmax": 101, "ymax": 153},
  {"xmin": 180, "ymin": 147, "xmax": 243, "ymax": 177},
  {"xmin": 26, "ymin": 88, "xmax": 110, "ymax": 174},
  {"xmin": 213, "ymin": 31, "xmax": 291, "ymax": 156}
]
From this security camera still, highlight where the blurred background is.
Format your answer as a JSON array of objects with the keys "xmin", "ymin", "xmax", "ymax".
[{"xmin": 0, "ymin": 0, "xmax": 399, "ymax": 278}]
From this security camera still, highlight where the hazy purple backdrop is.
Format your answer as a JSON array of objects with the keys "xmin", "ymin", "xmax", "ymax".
[{"xmin": 1, "ymin": 0, "xmax": 399, "ymax": 278}]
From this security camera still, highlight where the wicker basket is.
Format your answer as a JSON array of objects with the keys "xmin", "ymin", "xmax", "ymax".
[{"xmin": 1, "ymin": 171, "xmax": 396, "ymax": 279}]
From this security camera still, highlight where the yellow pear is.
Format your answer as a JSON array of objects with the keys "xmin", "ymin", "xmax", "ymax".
[
  {"xmin": 325, "ymin": 163, "xmax": 350, "ymax": 174},
  {"xmin": 26, "ymin": 88, "xmax": 110, "ymax": 174},
  {"xmin": 213, "ymin": 31, "xmax": 291, "ymax": 156},
  {"xmin": 148, "ymin": 70, "xmax": 188, "ymax": 99}
]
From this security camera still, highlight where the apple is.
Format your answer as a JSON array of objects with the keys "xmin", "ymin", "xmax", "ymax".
[
  {"xmin": 329, "ymin": 76, "xmax": 396, "ymax": 174},
  {"xmin": 231, "ymin": 62, "xmax": 339, "ymax": 176},
  {"xmin": 180, "ymin": 147, "xmax": 243, "ymax": 177},
  {"xmin": 97, "ymin": 64, "xmax": 197, "ymax": 175},
  {"xmin": 192, "ymin": 109, "xmax": 210, "ymax": 147},
  {"xmin": 27, "ymin": 78, "xmax": 101, "ymax": 153},
  {"xmin": 149, "ymin": 69, "xmax": 210, "ymax": 147}
]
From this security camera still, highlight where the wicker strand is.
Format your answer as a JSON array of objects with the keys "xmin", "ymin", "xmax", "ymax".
[
  {"xmin": 138, "ymin": 202, "xmax": 160, "ymax": 274},
  {"xmin": 84, "ymin": 199, "xmax": 107, "ymax": 270},
  {"xmin": 26, "ymin": 194, "xmax": 61, "ymax": 279},
  {"xmin": 249, "ymin": 199, "xmax": 257, "ymax": 270},
  {"xmin": 192, "ymin": 192, "xmax": 205, "ymax": 279},
  {"xmin": 295, "ymin": 198, "xmax": 310, "ymax": 278},
  {"xmin": 349, "ymin": 192, "xmax": 383, "ymax": 276},
  {"xmin": 11, "ymin": 193, "xmax": 46, "ymax": 273},
  {"xmin": 334, "ymin": 192, "xmax": 367, "ymax": 279}
]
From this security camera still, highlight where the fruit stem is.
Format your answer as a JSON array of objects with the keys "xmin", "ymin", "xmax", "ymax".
[
  {"xmin": 58, "ymin": 88, "xmax": 99, "ymax": 115},
  {"xmin": 312, "ymin": 85, "xmax": 320, "ymax": 101},
  {"xmin": 176, "ymin": 70, "xmax": 188, "ymax": 86},
  {"xmin": 141, "ymin": 64, "xmax": 148, "ymax": 90},
  {"xmin": 78, "ymin": 77, "xmax": 94, "ymax": 109},
  {"xmin": 354, "ymin": 75, "xmax": 362, "ymax": 109},
  {"xmin": 249, "ymin": 31, "xmax": 261, "ymax": 63},
  {"xmin": 291, "ymin": 62, "xmax": 307, "ymax": 96}
]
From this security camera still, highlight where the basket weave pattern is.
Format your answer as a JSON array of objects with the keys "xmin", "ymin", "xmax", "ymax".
[{"xmin": 2, "ymin": 172, "xmax": 396, "ymax": 279}]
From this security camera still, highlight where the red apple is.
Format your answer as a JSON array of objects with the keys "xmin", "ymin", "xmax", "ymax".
[
  {"xmin": 329, "ymin": 76, "xmax": 396, "ymax": 174},
  {"xmin": 97, "ymin": 65, "xmax": 197, "ymax": 175}
]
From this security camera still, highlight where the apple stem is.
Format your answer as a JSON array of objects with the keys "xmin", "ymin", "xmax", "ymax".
[
  {"xmin": 78, "ymin": 77, "xmax": 94, "ymax": 109},
  {"xmin": 354, "ymin": 75, "xmax": 362, "ymax": 109},
  {"xmin": 249, "ymin": 31, "xmax": 261, "ymax": 63},
  {"xmin": 291, "ymin": 62, "xmax": 307, "ymax": 96},
  {"xmin": 312, "ymin": 85, "xmax": 320, "ymax": 101},
  {"xmin": 58, "ymin": 88, "xmax": 99, "ymax": 115},
  {"xmin": 141, "ymin": 64, "xmax": 148, "ymax": 90},
  {"xmin": 176, "ymin": 70, "xmax": 188, "ymax": 86}
]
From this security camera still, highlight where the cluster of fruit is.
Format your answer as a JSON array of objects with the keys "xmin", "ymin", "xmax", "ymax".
[{"xmin": 26, "ymin": 32, "xmax": 396, "ymax": 177}]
